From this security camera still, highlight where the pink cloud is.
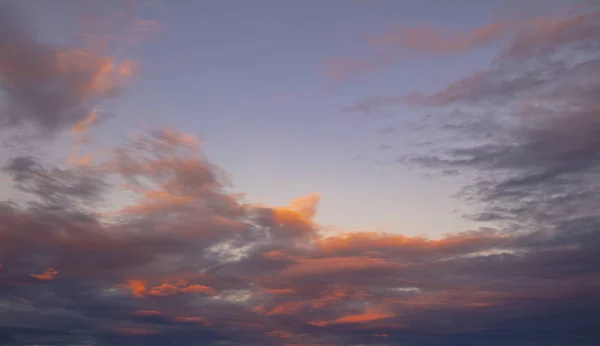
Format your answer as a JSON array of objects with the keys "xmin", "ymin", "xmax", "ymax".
[{"xmin": 367, "ymin": 21, "xmax": 509, "ymax": 54}]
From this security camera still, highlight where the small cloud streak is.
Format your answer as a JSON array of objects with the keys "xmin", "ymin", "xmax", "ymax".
[
  {"xmin": 367, "ymin": 21, "xmax": 509, "ymax": 54},
  {"xmin": 311, "ymin": 308, "xmax": 394, "ymax": 327},
  {"xmin": 29, "ymin": 268, "xmax": 59, "ymax": 281},
  {"xmin": 134, "ymin": 310, "xmax": 163, "ymax": 316},
  {"xmin": 324, "ymin": 57, "xmax": 376, "ymax": 83}
]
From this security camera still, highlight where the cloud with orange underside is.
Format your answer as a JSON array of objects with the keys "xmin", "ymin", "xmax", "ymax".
[
  {"xmin": 310, "ymin": 307, "xmax": 394, "ymax": 327},
  {"xmin": 126, "ymin": 280, "xmax": 148, "ymax": 297},
  {"xmin": 126, "ymin": 279, "xmax": 215, "ymax": 298},
  {"xmin": 316, "ymin": 230, "xmax": 508, "ymax": 256},
  {"xmin": 149, "ymin": 283, "xmax": 215, "ymax": 297},
  {"xmin": 271, "ymin": 193, "xmax": 321, "ymax": 224},
  {"xmin": 30, "ymin": 268, "xmax": 59, "ymax": 281},
  {"xmin": 3, "ymin": 123, "xmax": 600, "ymax": 345}
]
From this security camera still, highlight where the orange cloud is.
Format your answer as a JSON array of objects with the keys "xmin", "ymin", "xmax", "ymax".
[
  {"xmin": 126, "ymin": 280, "xmax": 148, "ymax": 297},
  {"xmin": 272, "ymin": 193, "xmax": 321, "ymax": 225},
  {"xmin": 289, "ymin": 193, "xmax": 321, "ymax": 220},
  {"xmin": 126, "ymin": 280, "xmax": 215, "ymax": 298},
  {"xmin": 30, "ymin": 268, "xmax": 59, "ymax": 281},
  {"xmin": 310, "ymin": 308, "xmax": 394, "ymax": 327},
  {"xmin": 317, "ymin": 230, "xmax": 507, "ymax": 255}
]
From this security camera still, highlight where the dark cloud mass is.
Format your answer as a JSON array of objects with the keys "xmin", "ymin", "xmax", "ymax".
[
  {"xmin": 1, "ymin": 131, "xmax": 600, "ymax": 346},
  {"xmin": 2, "ymin": 136, "xmax": 599, "ymax": 346},
  {"xmin": 2, "ymin": 1, "xmax": 600, "ymax": 346}
]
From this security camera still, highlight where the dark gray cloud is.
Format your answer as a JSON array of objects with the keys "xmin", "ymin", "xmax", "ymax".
[{"xmin": 3, "ymin": 155, "xmax": 107, "ymax": 209}]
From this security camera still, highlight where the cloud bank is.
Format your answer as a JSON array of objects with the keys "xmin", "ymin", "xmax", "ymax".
[{"xmin": 2, "ymin": 127, "xmax": 599, "ymax": 346}]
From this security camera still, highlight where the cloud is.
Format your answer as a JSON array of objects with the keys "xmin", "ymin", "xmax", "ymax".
[
  {"xmin": 393, "ymin": 6, "xmax": 600, "ymax": 230},
  {"xmin": 0, "ymin": 1, "xmax": 135, "ymax": 138},
  {"xmin": 331, "ymin": 3, "xmax": 594, "ymax": 84},
  {"xmin": 367, "ymin": 21, "xmax": 509, "ymax": 55},
  {"xmin": 29, "ymin": 268, "xmax": 59, "ymax": 281},
  {"xmin": 326, "ymin": 16, "xmax": 512, "ymax": 83},
  {"xmin": 1, "ymin": 129, "xmax": 600, "ymax": 345},
  {"xmin": 346, "ymin": 4, "xmax": 600, "ymax": 112},
  {"xmin": 2, "ymin": 125, "xmax": 599, "ymax": 345}
]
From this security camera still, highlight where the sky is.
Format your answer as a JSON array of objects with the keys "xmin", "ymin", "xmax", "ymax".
[{"xmin": 1, "ymin": 0, "xmax": 600, "ymax": 345}]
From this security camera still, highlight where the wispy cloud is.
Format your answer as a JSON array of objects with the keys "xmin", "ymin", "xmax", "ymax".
[
  {"xmin": 367, "ymin": 21, "xmax": 509, "ymax": 54},
  {"xmin": 329, "ymin": 3, "xmax": 587, "ymax": 84},
  {"xmin": 345, "ymin": 4, "xmax": 600, "ymax": 112}
]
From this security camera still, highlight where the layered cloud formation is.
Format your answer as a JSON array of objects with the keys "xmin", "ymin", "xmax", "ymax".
[
  {"xmin": 2, "ymin": 1, "xmax": 600, "ymax": 346},
  {"xmin": 3, "ymin": 127, "xmax": 598, "ymax": 346}
]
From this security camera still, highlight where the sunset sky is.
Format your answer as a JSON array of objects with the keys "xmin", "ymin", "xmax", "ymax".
[{"xmin": 1, "ymin": 0, "xmax": 600, "ymax": 345}]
